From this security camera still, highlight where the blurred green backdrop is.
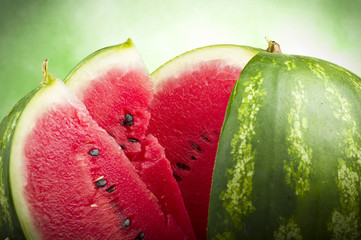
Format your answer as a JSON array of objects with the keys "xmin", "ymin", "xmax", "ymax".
[{"xmin": 1, "ymin": 0, "xmax": 360, "ymax": 120}]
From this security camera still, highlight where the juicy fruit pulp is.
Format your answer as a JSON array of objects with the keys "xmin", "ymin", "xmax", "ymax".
[
  {"xmin": 148, "ymin": 45, "xmax": 260, "ymax": 239},
  {"xmin": 64, "ymin": 39, "xmax": 195, "ymax": 239},
  {"xmin": 208, "ymin": 52, "xmax": 361, "ymax": 239},
  {"xmin": 65, "ymin": 39, "xmax": 153, "ymax": 156},
  {"xmin": 2, "ymin": 77, "xmax": 186, "ymax": 239},
  {"xmin": 24, "ymin": 100, "xmax": 171, "ymax": 239},
  {"xmin": 0, "ymin": 47, "xmax": 194, "ymax": 239}
]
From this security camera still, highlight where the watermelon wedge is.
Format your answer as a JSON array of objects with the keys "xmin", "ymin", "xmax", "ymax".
[
  {"xmin": 0, "ymin": 62, "xmax": 194, "ymax": 239},
  {"xmin": 64, "ymin": 39, "xmax": 195, "ymax": 239},
  {"xmin": 148, "ymin": 45, "xmax": 261, "ymax": 239},
  {"xmin": 64, "ymin": 39, "xmax": 152, "ymax": 156}
]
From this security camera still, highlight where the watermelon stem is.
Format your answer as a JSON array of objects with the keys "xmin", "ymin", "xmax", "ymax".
[
  {"xmin": 41, "ymin": 59, "xmax": 56, "ymax": 85},
  {"xmin": 265, "ymin": 37, "xmax": 282, "ymax": 53}
]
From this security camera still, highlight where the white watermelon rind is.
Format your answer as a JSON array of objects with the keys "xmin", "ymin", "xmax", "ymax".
[
  {"xmin": 64, "ymin": 38, "xmax": 149, "ymax": 97},
  {"xmin": 9, "ymin": 77, "xmax": 83, "ymax": 239},
  {"xmin": 151, "ymin": 44, "xmax": 261, "ymax": 91}
]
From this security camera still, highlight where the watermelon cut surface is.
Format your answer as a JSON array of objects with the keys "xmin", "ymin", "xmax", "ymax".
[
  {"xmin": 131, "ymin": 135, "xmax": 195, "ymax": 239},
  {"xmin": 64, "ymin": 39, "xmax": 195, "ymax": 239},
  {"xmin": 65, "ymin": 39, "xmax": 153, "ymax": 156},
  {"xmin": 23, "ymin": 101, "xmax": 167, "ymax": 239},
  {"xmin": 0, "ymin": 64, "xmax": 194, "ymax": 239},
  {"xmin": 148, "ymin": 45, "xmax": 260, "ymax": 239}
]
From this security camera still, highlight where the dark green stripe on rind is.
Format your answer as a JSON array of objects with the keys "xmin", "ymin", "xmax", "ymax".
[
  {"xmin": 208, "ymin": 52, "xmax": 361, "ymax": 239},
  {"xmin": 322, "ymin": 63, "xmax": 361, "ymax": 240},
  {"xmin": 0, "ymin": 88, "xmax": 39, "ymax": 240}
]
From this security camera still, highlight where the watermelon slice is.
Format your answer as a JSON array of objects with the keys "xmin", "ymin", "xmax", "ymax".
[
  {"xmin": 0, "ymin": 63, "xmax": 193, "ymax": 239},
  {"xmin": 64, "ymin": 39, "xmax": 152, "ymax": 156},
  {"xmin": 64, "ymin": 39, "xmax": 195, "ymax": 239},
  {"xmin": 148, "ymin": 45, "xmax": 261, "ymax": 239}
]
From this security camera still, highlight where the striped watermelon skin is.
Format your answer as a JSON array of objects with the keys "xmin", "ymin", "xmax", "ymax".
[
  {"xmin": 208, "ymin": 51, "xmax": 361, "ymax": 239},
  {"xmin": 0, "ymin": 88, "xmax": 37, "ymax": 239}
]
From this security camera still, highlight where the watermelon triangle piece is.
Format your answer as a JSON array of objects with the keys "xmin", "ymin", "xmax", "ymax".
[
  {"xmin": 148, "ymin": 45, "xmax": 261, "ymax": 239},
  {"xmin": 65, "ymin": 38, "xmax": 153, "ymax": 156},
  {"xmin": 64, "ymin": 39, "xmax": 196, "ymax": 239}
]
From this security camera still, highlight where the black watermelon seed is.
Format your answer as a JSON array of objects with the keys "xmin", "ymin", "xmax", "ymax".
[
  {"xmin": 201, "ymin": 134, "xmax": 211, "ymax": 142},
  {"xmin": 128, "ymin": 138, "xmax": 139, "ymax": 143},
  {"xmin": 96, "ymin": 179, "xmax": 107, "ymax": 187},
  {"xmin": 136, "ymin": 232, "xmax": 145, "ymax": 240},
  {"xmin": 106, "ymin": 185, "xmax": 116, "ymax": 193},
  {"xmin": 120, "ymin": 145, "xmax": 125, "ymax": 150},
  {"xmin": 125, "ymin": 113, "xmax": 134, "ymax": 126},
  {"xmin": 122, "ymin": 218, "xmax": 131, "ymax": 228},
  {"xmin": 190, "ymin": 142, "xmax": 201, "ymax": 152},
  {"xmin": 173, "ymin": 174, "xmax": 182, "ymax": 182},
  {"xmin": 176, "ymin": 163, "xmax": 191, "ymax": 171},
  {"xmin": 89, "ymin": 149, "xmax": 100, "ymax": 156},
  {"xmin": 191, "ymin": 155, "xmax": 197, "ymax": 160}
]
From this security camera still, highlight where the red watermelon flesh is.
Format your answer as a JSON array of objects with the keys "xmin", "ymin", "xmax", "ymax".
[
  {"xmin": 65, "ymin": 39, "xmax": 153, "ymax": 156},
  {"xmin": 64, "ymin": 40, "xmax": 195, "ymax": 239},
  {"xmin": 148, "ymin": 46, "xmax": 260, "ymax": 240},
  {"xmin": 131, "ymin": 134, "xmax": 195, "ymax": 239},
  {"xmin": 79, "ymin": 68, "xmax": 152, "ymax": 155},
  {"xmin": 22, "ymin": 79, "xmax": 191, "ymax": 239}
]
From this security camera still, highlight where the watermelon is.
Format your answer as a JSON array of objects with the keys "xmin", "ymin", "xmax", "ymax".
[
  {"xmin": 64, "ymin": 39, "xmax": 195, "ymax": 239},
  {"xmin": 0, "ymin": 62, "xmax": 194, "ymax": 239},
  {"xmin": 3, "ymin": 37, "xmax": 361, "ymax": 240},
  {"xmin": 208, "ymin": 46, "xmax": 361, "ymax": 239},
  {"xmin": 64, "ymin": 38, "xmax": 152, "ymax": 156},
  {"xmin": 148, "ymin": 44, "xmax": 261, "ymax": 239}
]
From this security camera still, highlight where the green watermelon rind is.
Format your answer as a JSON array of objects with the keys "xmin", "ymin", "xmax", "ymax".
[
  {"xmin": 11, "ymin": 78, "xmax": 79, "ymax": 240},
  {"xmin": 208, "ymin": 51, "xmax": 361, "ymax": 239},
  {"xmin": 0, "ymin": 87, "xmax": 39, "ymax": 240},
  {"xmin": 0, "ymin": 75, "xmax": 66, "ymax": 239}
]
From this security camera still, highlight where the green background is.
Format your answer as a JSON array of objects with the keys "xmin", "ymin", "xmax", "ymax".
[{"xmin": 0, "ymin": 0, "xmax": 360, "ymax": 120}]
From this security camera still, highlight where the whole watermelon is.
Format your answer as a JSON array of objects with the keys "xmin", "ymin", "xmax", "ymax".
[{"xmin": 208, "ymin": 42, "xmax": 361, "ymax": 240}]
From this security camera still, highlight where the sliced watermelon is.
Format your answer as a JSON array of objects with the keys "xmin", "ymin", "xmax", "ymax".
[
  {"xmin": 132, "ymin": 135, "xmax": 195, "ymax": 239},
  {"xmin": 64, "ymin": 40, "xmax": 195, "ymax": 239},
  {"xmin": 65, "ymin": 39, "xmax": 152, "ymax": 156},
  {"xmin": 148, "ymin": 45, "xmax": 261, "ymax": 239},
  {"xmin": 0, "ymin": 64, "xmax": 193, "ymax": 239}
]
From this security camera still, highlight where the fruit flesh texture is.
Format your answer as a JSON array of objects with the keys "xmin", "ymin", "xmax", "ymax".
[
  {"xmin": 149, "ymin": 59, "xmax": 244, "ymax": 239},
  {"xmin": 75, "ymin": 67, "xmax": 152, "ymax": 155},
  {"xmin": 65, "ymin": 41, "xmax": 195, "ymax": 239},
  {"xmin": 65, "ymin": 40, "xmax": 153, "ymax": 157},
  {"xmin": 75, "ymin": 69, "xmax": 195, "ymax": 239},
  {"xmin": 22, "ymin": 84, "xmax": 188, "ymax": 239},
  {"xmin": 132, "ymin": 135, "xmax": 196, "ymax": 239}
]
